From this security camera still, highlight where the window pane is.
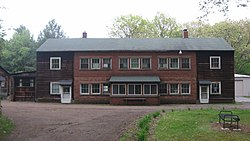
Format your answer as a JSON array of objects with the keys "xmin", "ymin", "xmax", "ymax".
[
  {"xmin": 211, "ymin": 82, "xmax": 220, "ymax": 94},
  {"xmin": 81, "ymin": 84, "xmax": 89, "ymax": 94},
  {"xmin": 113, "ymin": 85, "xmax": 118, "ymax": 94},
  {"xmin": 103, "ymin": 84, "xmax": 110, "ymax": 93},
  {"xmin": 120, "ymin": 58, "xmax": 128, "ymax": 69},
  {"xmin": 103, "ymin": 58, "xmax": 111, "ymax": 69},
  {"xmin": 181, "ymin": 83, "xmax": 190, "ymax": 94},
  {"xmin": 91, "ymin": 58, "xmax": 100, "ymax": 69},
  {"xmin": 142, "ymin": 58, "xmax": 151, "ymax": 69},
  {"xmin": 119, "ymin": 85, "xmax": 126, "ymax": 94},
  {"xmin": 170, "ymin": 84, "xmax": 179, "ymax": 94},
  {"xmin": 81, "ymin": 58, "xmax": 89, "ymax": 69},
  {"xmin": 159, "ymin": 58, "xmax": 168, "ymax": 69},
  {"xmin": 151, "ymin": 85, "xmax": 157, "ymax": 94},
  {"xmin": 52, "ymin": 83, "xmax": 60, "ymax": 94},
  {"xmin": 131, "ymin": 58, "xmax": 140, "ymax": 69},
  {"xmin": 144, "ymin": 85, "xmax": 150, "ymax": 94},
  {"xmin": 159, "ymin": 83, "xmax": 167, "ymax": 94},
  {"xmin": 182, "ymin": 58, "xmax": 190, "ymax": 69},
  {"xmin": 135, "ymin": 85, "xmax": 141, "ymax": 94},
  {"xmin": 210, "ymin": 57, "xmax": 221, "ymax": 69},
  {"xmin": 170, "ymin": 58, "xmax": 179, "ymax": 69},
  {"xmin": 92, "ymin": 84, "xmax": 100, "ymax": 94},
  {"xmin": 128, "ymin": 85, "xmax": 134, "ymax": 94},
  {"xmin": 30, "ymin": 79, "xmax": 34, "ymax": 87}
]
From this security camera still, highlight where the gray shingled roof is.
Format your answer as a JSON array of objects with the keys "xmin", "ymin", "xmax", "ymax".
[
  {"xmin": 109, "ymin": 76, "xmax": 161, "ymax": 83},
  {"xmin": 37, "ymin": 38, "xmax": 234, "ymax": 52}
]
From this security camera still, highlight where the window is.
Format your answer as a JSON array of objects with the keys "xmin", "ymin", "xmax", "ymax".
[
  {"xmin": 128, "ymin": 84, "xmax": 142, "ymax": 95},
  {"xmin": 103, "ymin": 83, "xmax": 110, "ymax": 94},
  {"xmin": 1, "ymin": 81, "xmax": 5, "ymax": 87},
  {"xmin": 50, "ymin": 57, "xmax": 61, "ymax": 70},
  {"xmin": 181, "ymin": 83, "xmax": 190, "ymax": 95},
  {"xmin": 80, "ymin": 84, "xmax": 89, "ymax": 95},
  {"xmin": 182, "ymin": 58, "xmax": 190, "ymax": 69},
  {"xmin": 119, "ymin": 58, "xmax": 128, "ymax": 69},
  {"xmin": 91, "ymin": 58, "xmax": 100, "ymax": 69},
  {"xmin": 19, "ymin": 79, "xmax": 23, "ymax": 87},
  {"xmin": 50, "ymin": 82, "xmax": 60, "ymax": 94},
  {"xmin": 112, "ymin": 84, "xmax": 126, "ymax": 95},
  {"xmin": 210, "ymin": 56, "xmax": 221, "ymax": 69},
  {"xmin": 159, "ymin": 83, "xmax": 168, "ymax": 94},
  {"xmin": 80, "ymin": 58, "xmax": 89, "ymax": 69},
  {"xmin": 169, "ymin": 58, "xmax": 179, "ymax": 69},
  {"xmin": 158, "ymin": 58, "xmax": 168, "ymax": 69},
  {"xmin": 130, "ymin": 58, "xmax": 140, "ymax": 69},
  {"xmin": 144, "ymin": 84, "xmax": 157, "ymax": 95},
  {"xmin": 211, "ymin": 82, "xmax": 221, "ymax": 94},
  {"xmin": 170, "ymin": 84, "xmax": 179, "ymax": 94},
  {"xmin": 30, "ymin": 79, "xmax": 34, "ymax": 87},
  {"xmin": 92, "ymin": 84, "xmax": 100, "ymax": 94},
  {"xmin": 142, "ymin": 58, "xmax": 151, "ymax": 69},
  {"xmin": 103, "ymin": 58, "xmax": 112, "ymax": 69}
]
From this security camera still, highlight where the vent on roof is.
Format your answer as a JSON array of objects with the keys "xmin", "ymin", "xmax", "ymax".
[
  {"xmin": 82, "ymin": 31, "xmax": 87, "ymax": 38},
  {"xmin": 183, "ymin": 29, "xmax": 188, "ymax": 38}
]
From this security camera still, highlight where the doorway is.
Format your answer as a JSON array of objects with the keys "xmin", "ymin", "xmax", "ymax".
[{"xmin": 199, "ymin": 85, "xmax": 209, "ymax": 103}]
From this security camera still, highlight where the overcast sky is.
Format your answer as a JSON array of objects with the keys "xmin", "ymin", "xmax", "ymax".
[{"xmin": 1, "ymin": 0, "xmax": 250, "ymax": 39}]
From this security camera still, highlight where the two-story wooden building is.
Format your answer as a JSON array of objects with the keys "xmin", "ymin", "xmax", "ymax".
[{"xmin": 36, "ymin": 32, "xmax": 234, "ymax": 105}]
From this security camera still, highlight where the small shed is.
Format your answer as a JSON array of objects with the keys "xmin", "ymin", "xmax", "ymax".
[{"xmin": 235, "ymin": 74, "xmax": 250, "ymax": 97}]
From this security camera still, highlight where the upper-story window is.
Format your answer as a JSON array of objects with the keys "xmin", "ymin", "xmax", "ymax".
[
  {"xmin": 91, "ymin": 58, "xmax": 100, "ymax": 69},
  {"xmin": 119, "ymin": 58, "xmax": 128, "ymax": 69},
  {"xmin": 158, "ymin": 58, "xmax": 168, "ymax": 69},
  {"xmin": 169, "ymin": 58, "xmax": 179, "ymax": 69},
  {"xmin": 210, "ymin": 56, "xmax": 221, "ymax": 69},
  {"xmin": 142, "ymin": 58, "xmax": 151, "ymax": 69},
  {"xmin": 103, "ymin": 58, "xmax": 111, "ymax": 69},
  {"xmin": 80, "ymin": 58, "xmax": 89, "ymax": 69},
  {"xmin": 130, "ymin": 58, "xmax": 140, "ymax": 69},
  {"xmin": 50, "ymin": 57, "xmax": 61, "ymax": 70},
  {"xmin": 181, "ymin": 58, "xmax": 190, "ymax": 69}
]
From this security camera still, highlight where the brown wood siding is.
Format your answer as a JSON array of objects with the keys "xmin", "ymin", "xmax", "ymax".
[
  {"xmin": 0, "ymin": 68, "xmax": 11, "ymax": 97},
  {"xmin": 36, "ymin": 52, "xmax": 74, "ymax": 101},
  {"xmin": 197, "ymin": 51, "xmax": 234, "ymax": 102}
]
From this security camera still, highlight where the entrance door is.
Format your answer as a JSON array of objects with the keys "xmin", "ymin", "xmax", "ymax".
[
  {"xmin": 200, "ymin": 85, "xmax": 209, "ymax": 103},
  {"xmin": 61, "ymin": 86, "xmax": 71, "ymax": 103}
]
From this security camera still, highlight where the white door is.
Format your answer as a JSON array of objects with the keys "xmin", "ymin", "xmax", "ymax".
[
  {"xmin": 61, "ymin": 86, "xmax": 71, "ymax": 103},
  {"xmin": 235, "ymin": 80, "xmax": 243, "ymax": 96},
  {"xmin": 200, "ymin": 85, "xmax": 209, "ymax": 103}
]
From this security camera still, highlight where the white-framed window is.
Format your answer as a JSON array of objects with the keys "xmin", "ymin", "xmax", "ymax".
[
  {"xmin": 19, "ymin": 79, "xmax": 23, "ymax": 87},
  {"xmin": 128, "ymin": 84, "xmax": 142, "ymax": 95},
  {"xmin": 103, "ymin": 83, "xmax": 110, "ymax": 94},
  {"xmin": 181, "ymin": 83, "xmax": 190, "ymax": 95},
  {"xmin": 158, "ymin": 58, "xmax": 168, "ymax": 69},
  {"xmin": 211, "ymin": 82, "xmax": 221, "ymax": 94},
  {"xmin": 130, "ymin": 58, "xmax": 140, "ymax": 69},
  {"xmin": 50, "ymin": 57, "xmax": 61, "ymax": 70},
  {"xmin": 119, "ymin": 58, "xmax": 128, "ymax": 69},
  {"xmin": 80, "ymin": 58, "xmax": 89, "ymax": 69},
  {"xmin": 181, "ymin": 58, "xmax": 190, "ymax": 69},
  {"xmin": 112, "ymin": 84, "xmax": 126, "ymax": 95},
  {"xmin": 80, "ymin": 84, "xmax": 89, "ymax": 95},
  {"xmin": 142, "ymin": 58, "xmax": 151, "ymax": 69},
  {"xmin": 50, "ymin": 82, "xmax": 60, "ymax": 94},
  {"xmin": 91, "ymin": 84, "xmax": 100, "ymax": 94},
  {"xmin": 102, "ymin": 58, "xmax": 112, "ymax": 69},
  {"xmin": 144, "ymin": 84, "xmax": 157, "ymax": 95},
  {"xmin": 210, "ymin": 56, "xmax": 221, "ymax": 69},
  {"xmin": 170, "ymin": 83, "xmax": 179, "ymax": 95},
  {"xmin": 91, "ymin": 58, "xmax": 100, "ymax": 69},
  {"xmin": 169, "ymin": 58, "xmax": 179, "ymax": 69},
  {"xmin": 159, "ymin": 83, "xmax": 168, "ymax": 94},
  {"xmin": 30, "ymin": 79, "xmax": 34, "ymax": 87}
]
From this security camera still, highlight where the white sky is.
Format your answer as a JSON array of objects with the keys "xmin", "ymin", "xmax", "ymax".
[{"xmin": 1, "ymin": 0, "xmax": 250, "ymax": 39}]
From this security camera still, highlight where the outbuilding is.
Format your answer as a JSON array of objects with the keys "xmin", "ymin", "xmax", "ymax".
[{"xmin": 235, "ymin": 74, "xmax": 250, "ymax": 97}]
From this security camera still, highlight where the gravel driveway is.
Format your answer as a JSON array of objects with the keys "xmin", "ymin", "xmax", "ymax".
[{"xmin": 1, "ymin": 101, "xmax": 250, "ymax": 141}]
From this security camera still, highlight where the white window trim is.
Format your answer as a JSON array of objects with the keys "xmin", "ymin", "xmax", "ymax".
[
  {"xmin": 210, "ymin": 82, "xmax": 221, "ymax": 95},
  {"xmin": 119, "ymin": 58, "xmax": 129, "ymax": 69},
  {"xmin": 181, "ymin": 83, "xmax": 191, "ymax": 95},
  {"xmin": 91, "ymin": 84, "xmax": 101, "ymax": 95},
  {"xmin": 169, "ymin": 58, "xmax": 179, "ymax": 69},
  {"xmin": 181, "ymin": 58, "xmax": 191, "ymax": 69},
  {"xmin": 50, "ymin": 57, "xmax": 61, "ymax": 70},
  {"xmin": 143, "ymin": 84, "xmax": 158, "ymax": 95},
  {"xmin": 112, "ymin": 84, "xmax": 126, "ymax": 95},
  {"xmin": 158, "ymin": 58, "xmax": 168, "ymax": 69},
  {"xmin": 141, "ymin": 58, "xmax": 151, "ymax": 69},
  {"xmin": 210, "ymin": 56, "xmax": 221, "ymax": 69},
  {"xmin": 50, "ymin": 82, "xmax": 60, "ymax": 95},
  {"xmin": 80, "ymin": 84, "xmax": 90, "ymax": 95},
  {"xmin": 128, "ymin": 84, "xmax": 142, "ymax": 95},
  {"xmin": 80, "ymin": 58, "xmax": 89, "ymax": 70},
  {"xmin": 170, "ymin": 83, "xmax": 179, "ymax": 95},
  {"xmin": 102, "ymin": 58, "xmax": 112, "ymax": 69},
  {"xmin": 130, "ymin": 58, "xmax": 140, "ymax": 69},
  {"xmin": 91, "ymin": 58, "xmax": 100, "ymax": 70}
]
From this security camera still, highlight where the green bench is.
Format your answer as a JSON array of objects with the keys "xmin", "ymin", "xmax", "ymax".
[{"xmin": 218, "ymin": 110, "xmax": 240, "ymax": 129}]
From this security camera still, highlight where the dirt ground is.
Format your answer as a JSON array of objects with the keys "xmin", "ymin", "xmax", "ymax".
[{"xmin": 1, "ymin": 101, "xmax": 250, "ymax": 141}]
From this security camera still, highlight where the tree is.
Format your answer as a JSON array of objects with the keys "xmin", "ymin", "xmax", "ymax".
[
  {"xmin": 2, "ymin": 25, "xmax": 37, "ymax": 72},
  {"xmin": 37, "ymin": 19, "xmax": 66, "ymax": 46},
  {"xmin": 199, "ymin": 0, "xmax": 249, "ymax": 20},
  {"xmin": 108, "ymin": 13, "xmax": 182, "ymax": 38},
  {"xmin": 0, "ymin": 20, "xmax": 6, "ymax": 65}
]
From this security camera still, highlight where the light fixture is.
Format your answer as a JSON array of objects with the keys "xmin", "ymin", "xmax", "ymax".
[{"xmin": 179, "ymin": 50, "xmax": 182, "ymax": 54}]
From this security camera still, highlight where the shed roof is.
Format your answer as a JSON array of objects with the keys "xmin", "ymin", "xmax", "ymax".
[
  {"xmin": 235, "ymin": 74, "xmax": 250, "ymax": 78},
  {"xmin": 109, "ymin": 76, "xmax": 160, "ymax": 83},
  {"xmin": 37, "ymin": 38, "xmax": 234, "ymax": 52}
]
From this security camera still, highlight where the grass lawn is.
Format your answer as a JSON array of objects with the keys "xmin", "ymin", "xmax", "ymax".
[
  {"xmin": 244, "ymin": 96, "xmax": 250, "ymax": 99},
  {"xmin": 155, "ymin": 109, "xmax": 250, "ymax": 141},
  {"xmin": 0, "ymin": 114, "xmax": 14, "ymax": 139}
]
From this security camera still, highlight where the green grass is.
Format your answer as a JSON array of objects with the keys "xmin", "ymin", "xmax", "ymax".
[
  {"xmin": 0, "ymin": 115, "xmax": 14, "ymax": 139},
  {"xmin": 243, "ymin": 96, "xmax": 250, "ymax": 99},
  {"xmin": 155, "ymin": 109, "xmax": 250, "ymax": 141}
]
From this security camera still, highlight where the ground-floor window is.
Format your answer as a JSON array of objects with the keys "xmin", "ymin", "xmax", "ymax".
[
  {"xmin": 170, "ymin": 83, "xmax": 179, "ymax": 95},
  {"xmin": 92, "ymin": 84, "xmax": 100, "ymax": 94},
  {"xmin": 112, "ymin": 84, "xmax": 126, "ymax": 95},
  {"xmin": 144, "ymin": 84, "xmax": 157, "ymax": 95},
  {"xmin": 80, "ymin": 84, "xmax": 89, "ymax": 95},
  {"xmin": 181, "ymin": 83, "xmax": 190, "ymax": 95},
  {"xmin": 211, "ymin": 82, "xmax": 221, "ymax": 94},
  {"xmin": 50, "ymin": 82, "xmax": 60, "ymax": 94},
  {"xmin": 159, "ymin": 83, "xmax": 168, "ymax": 94},
  {"xmin": 103, "ymin": 83, "xmax": 110, "ymax": 94},
  {"xmin": 128, "ymin": 84, "xmax": 142, "ymax": 95}
]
